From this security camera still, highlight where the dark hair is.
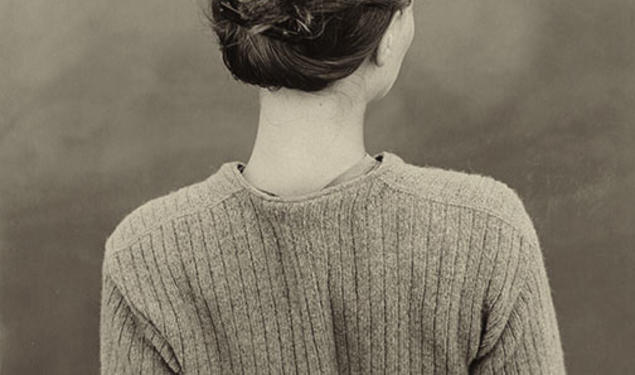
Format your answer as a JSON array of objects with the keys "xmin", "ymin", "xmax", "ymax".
[{"xmin": 206, "ymin": 0, "xmax": 412, "ymax": 92}]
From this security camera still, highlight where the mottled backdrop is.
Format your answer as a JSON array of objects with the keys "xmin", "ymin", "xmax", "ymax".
[{"xmin": 1, "ymin": 0, "xmax": 633, "ymax": 373}]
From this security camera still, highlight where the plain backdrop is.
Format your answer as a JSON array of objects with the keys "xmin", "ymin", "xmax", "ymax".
[{"xmin": 1, "ymin": 0, "xmax": 634, "ymax": 373}]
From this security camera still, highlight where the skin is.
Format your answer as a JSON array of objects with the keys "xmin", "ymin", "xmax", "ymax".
[{"xmin": 241, "ymin": 2, "xmax": 415, "ymax": 197}]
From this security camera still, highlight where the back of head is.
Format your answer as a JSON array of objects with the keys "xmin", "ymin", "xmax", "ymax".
[{"xmin": 206, "ymin": 0, "xmax": 412, "ymax": 92}]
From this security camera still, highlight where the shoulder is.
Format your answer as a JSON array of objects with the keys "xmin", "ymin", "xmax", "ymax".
[
  {"xmin": 378, "ymin": 160, "xmax": 538, "ymax": 246},
  {"xmin": 103, "ymin": 169, "xmax": 241, "ymax": 268}
]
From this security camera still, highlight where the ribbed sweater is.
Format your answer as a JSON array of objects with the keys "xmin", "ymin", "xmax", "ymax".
[{"xmin": 99, "ymin": 151, "xmax": 566, "ymax": 374}]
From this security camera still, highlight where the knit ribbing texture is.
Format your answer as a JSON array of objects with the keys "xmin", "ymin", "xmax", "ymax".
[{"xmin": 99, "ymin": 151, "xmax": 566, "ymax": 374}]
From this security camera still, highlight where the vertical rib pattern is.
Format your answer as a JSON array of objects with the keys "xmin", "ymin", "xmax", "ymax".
[{"xmin": 99, "ymin": 151, "xmax": 566, "ymax": 374}]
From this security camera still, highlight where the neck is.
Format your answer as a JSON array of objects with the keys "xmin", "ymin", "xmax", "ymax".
[{"xmin": 242, "ymin": 87, "xmax": 369, "ymax": 197}]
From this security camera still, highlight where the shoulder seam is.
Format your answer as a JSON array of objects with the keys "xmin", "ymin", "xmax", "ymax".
[
  {"xmin": 376, "ymin": 174, "xmax": 540, "ymax": 249},
  {"xmin": 105, "ymin": 188, "xmax": 244, "ymax": 257}
]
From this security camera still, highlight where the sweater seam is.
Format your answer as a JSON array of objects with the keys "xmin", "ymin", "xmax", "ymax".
[
  {"xmin": 102, "ymin": 270, "xmax": 183, "ymax": 373},
  {"xmin": 475, "ymin": 270, "xmax": 533, "ymax": 363},
  {"xmin": 105, "ymin": 188, "xmax": 245, "ymax": 256},
  {"xmin": 483, "ymin": 239, "xmax": 535, "ymax": 315},
  {"xmin": 376, "ymin": 174, "xmax": 540, "ymax": 249}
]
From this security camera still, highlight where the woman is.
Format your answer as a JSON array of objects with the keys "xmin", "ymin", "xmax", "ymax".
[{"xmin": 100, "ymin": 0, "xmax": 566, "ymax": 373}]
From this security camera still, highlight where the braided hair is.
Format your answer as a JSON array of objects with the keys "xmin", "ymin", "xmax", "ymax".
[{"xmin": 206, "ymin": 0, "xmax": 412, "ymax": 92}]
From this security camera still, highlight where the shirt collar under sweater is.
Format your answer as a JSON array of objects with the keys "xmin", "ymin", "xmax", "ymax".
[
  {"xmin": 237, "ymin": 153, "xmax": 380, "ymax": 198},
  {"xmin": 218, "ymin": 150, "xmax": 402, "ymax": 203}
]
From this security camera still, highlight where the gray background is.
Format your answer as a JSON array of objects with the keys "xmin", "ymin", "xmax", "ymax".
[{"xmin": 1, "ymin": 0, "xmax": 634, "ymax": 373}]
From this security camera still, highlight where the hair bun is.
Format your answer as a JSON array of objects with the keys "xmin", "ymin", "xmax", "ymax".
[
  {"xmin": 217, "ymin": 0, "xmax": 324, "ymax": 42},
  {"xmin": 208, "ymin": 0, "xmax": 411, "ymax": 91}
]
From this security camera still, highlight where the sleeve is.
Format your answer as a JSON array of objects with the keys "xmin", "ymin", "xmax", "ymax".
[
  {"xmin": 100, "ymin": 251, "xmax": 181, "ymax": 375},
  {"xmin": 468, "ymin": 230, "xmax": 567, "ymax": 374}
]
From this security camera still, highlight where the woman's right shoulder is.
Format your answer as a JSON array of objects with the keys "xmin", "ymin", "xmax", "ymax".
[{"xmin": 103, "ymin": 170, "xmax": 238, "ymax": 259}]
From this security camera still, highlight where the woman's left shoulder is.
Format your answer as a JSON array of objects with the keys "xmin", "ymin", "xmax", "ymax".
[{"xmin": 381, "ymin": 160, "xmax": 537, "ymax": 243}]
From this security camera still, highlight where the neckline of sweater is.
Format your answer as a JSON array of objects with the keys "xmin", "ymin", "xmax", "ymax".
[{"xmin": 219, "ymin": 150, "xmax": 403, "ymax": 203}]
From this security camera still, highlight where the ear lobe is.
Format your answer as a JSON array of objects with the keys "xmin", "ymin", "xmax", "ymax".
[
  {"xmin": 376, "ymin": 9, "xmax": 403, "ymax": 67},
  {"xmin": 375, "ymin": 31, "xmax": 392, "ymax": 67}
]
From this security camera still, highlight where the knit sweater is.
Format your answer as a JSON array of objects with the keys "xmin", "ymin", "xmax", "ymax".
[{"xmin": 99, "ymin": 151, "xmax": 566, "ymax": 374}]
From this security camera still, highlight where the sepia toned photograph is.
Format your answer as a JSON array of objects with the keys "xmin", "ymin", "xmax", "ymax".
[{"xmin": 1, "ymin": 0, "xmax": 633, "ymax": 374}]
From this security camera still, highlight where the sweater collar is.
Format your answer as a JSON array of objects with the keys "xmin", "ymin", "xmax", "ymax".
[{"xmin": 217, "ymin": 150, "xmax": 403, "ymax": 203}]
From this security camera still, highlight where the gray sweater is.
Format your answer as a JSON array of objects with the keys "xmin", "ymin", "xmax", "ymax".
[{"xmin": 100, "ymin": 151, "xmax": 566, "ymax": 374}]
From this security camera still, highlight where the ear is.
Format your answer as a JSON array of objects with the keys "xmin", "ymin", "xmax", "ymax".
[{"xmin": 375, "ymin": 9, "xmax": 403, "ymax": 67}]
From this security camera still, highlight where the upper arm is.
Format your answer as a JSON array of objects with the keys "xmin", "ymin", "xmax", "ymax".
[
  {"xmin": 468, "ymin": 184, "xmax": 566, "ymax": 374},
  {"xmin": 100, "ymin": 244, "xmax": 181, "ymax": 374}
]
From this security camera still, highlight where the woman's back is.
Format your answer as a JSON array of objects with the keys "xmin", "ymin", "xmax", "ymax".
[{"xmin": 100, "ymin": 151, "xmax": 566, "ymax": 374}]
